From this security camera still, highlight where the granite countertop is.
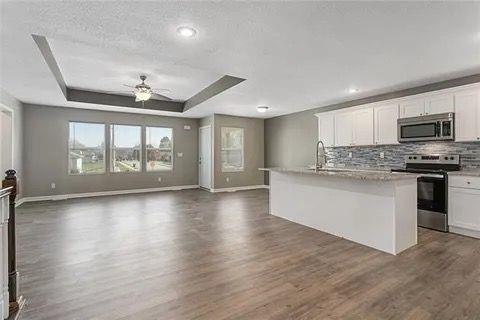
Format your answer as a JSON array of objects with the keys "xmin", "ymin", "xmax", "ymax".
[
  {"xmin": 448, "ymin": 169, "xmax": 480, "ymax": 177},
  {"xmin": 259, "ymin": 167, "xmax": 418, "ymax": 181}
]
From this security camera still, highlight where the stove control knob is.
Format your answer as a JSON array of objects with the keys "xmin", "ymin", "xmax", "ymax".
[
  {"xmin": 408, "ymin": 156, "xmax": 412, "ymax": 159},
  {"xmin": 413, "ymin": 156, "xmax": 417, "ymax": 160},
  {"xmin": 444, "ymin": 157, "xmax": 449, "ymax": 160},
  {"xmin": 450, "ymin": 157, "xmax": 455, "ymax": 160}
]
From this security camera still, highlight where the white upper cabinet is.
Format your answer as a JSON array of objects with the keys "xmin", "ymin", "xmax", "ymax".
[
  {"xmin": 400, "ymin": 98, "xmax": 425, "ymax": 118},
  {"xmin": 352, "ymin": 107, "xmax": 374, "ymax": 146},
  {"xmin": 374, "ymin": 103, "xmax": 399, "ymax": 145},
  {"xmin": 316, "ymin": 113, "xmax": 335, "ymax": 147},
  {"xmin": 316, "ymin": 84, "xmax": 480, "ymax": 147},
  {"xmin": 454, "ymin": 89, "xmax": 480, "ymax": 142},
  {"xmin": 425, "ymin": 93, "xmax": 454, "ymax": 115},
  {"xmin": 334, "ymin": 111, "xmax": 354, "ymax": 146}
]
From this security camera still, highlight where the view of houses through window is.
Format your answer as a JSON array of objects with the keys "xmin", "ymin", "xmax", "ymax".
[
  {"xmin": 68, "ymin": 122, "xmax": 106, "ymax": 174},
  {"xmin": 221, "ymin": 127, "xmax": 244, "ymax": 172},
  {"xmin": 110, "ymin": 124, "xmax": 142, "ymax": 173},
  {"xmin": 69, "ymin": 122, "xmax": 174, "ymax": 174},
  {"xmin": 146, "ymin": 127, "xmax": 173, "ymax": 171}
]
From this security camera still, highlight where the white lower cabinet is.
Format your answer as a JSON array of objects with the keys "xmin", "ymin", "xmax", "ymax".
[{"xmin": 448, "ymin": 175, "xmax": 480, "ymax": 238}]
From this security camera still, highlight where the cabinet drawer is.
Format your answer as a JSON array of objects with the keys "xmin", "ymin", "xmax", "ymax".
[{"xmin": 449, "ymin": 175, "xmax": 480, "ymax": 189}]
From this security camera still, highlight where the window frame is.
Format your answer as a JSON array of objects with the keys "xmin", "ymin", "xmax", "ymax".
[
  {"xmin": 220, "ymin": 126, "xmax": 245, "ymax": 173},
  {"xmin": 145, "ymin": 125, "xmax": 174, "ymax": 172},
  {"xmin": 67, "ymin": 121, "xmax": 106, "ymax": 176},
  {"xmin": 109, "ymin": 124, "xmax": 143, "ymax": 174}
]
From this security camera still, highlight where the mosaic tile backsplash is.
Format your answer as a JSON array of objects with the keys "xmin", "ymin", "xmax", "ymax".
[{"xmin": 325, "ymin": 141, "xmax": 480, "ymax": 169}]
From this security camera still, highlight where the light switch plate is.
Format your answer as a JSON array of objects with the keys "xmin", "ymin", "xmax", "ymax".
[
  {"xmin": 380, "ymin": 152, "xmax": 385, "ymax": 159},
  {"xmin": 51, "ymin": 182, "xmax": 56, "ymax": 189},
  {"xmin": 183, "ymin": 125, "xmax": 191, "ymax": 130},
  {"xmin": 177, "ymin": 152, "xmax": 183, "ymax": 157},
  {"xmin": 348, "ymin": 152, "xmax": 353, "ymax": 158}
]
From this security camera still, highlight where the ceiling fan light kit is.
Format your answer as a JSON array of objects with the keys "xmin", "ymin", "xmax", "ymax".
[{"xmin": 134, "ymin": 75, "xmax": 153, "ymax": 102}]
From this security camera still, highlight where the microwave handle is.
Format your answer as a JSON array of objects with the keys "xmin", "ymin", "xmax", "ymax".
[{"xmin": 435, "ymin": 121, "xmax": 441, "ymax": 137}]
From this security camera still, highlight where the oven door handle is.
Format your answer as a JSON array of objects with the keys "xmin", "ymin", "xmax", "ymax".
[{"xmin": 418, "ymin": 174, "xmax": 445, "ymax": 179}]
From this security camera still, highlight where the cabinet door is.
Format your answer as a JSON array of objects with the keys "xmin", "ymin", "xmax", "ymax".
[
  {"xmin": 317, "ymin": 113, "xmax": 335, "ymax": 147},
  {"xmin": 334, "ymin": 112, "xmax": 354, "ymax": 146},
  {"xmin": 449, "ymin": 187, "xmax": 480, "ymax": 231},
  {"xmin": 454, "ymin": 89, "xmax": 479, "ymax": 142},
  {"xmin": 400, "ymin": 98, "xmax": 425, "ymax": 118},
  {"xmin": 374, "ymin": 103, "xmax": 399, "ymax": 145},
  {"xmin": 425, "ymin": 93, "xmax": 454, "ymax": 115},
  {"xmin": 352, "ymin": 108, "xmax": 374, "ymax": 146}
]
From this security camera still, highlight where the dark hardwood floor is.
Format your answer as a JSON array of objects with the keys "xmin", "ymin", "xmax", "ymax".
[{"xmin": 15, "ymin": 189, "xmax": 480, "ymax": 320}]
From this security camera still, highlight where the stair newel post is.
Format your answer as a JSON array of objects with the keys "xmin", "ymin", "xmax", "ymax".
[{"xmin": 2, "ymin": 170, "xmax": 22, "ymax": 314}]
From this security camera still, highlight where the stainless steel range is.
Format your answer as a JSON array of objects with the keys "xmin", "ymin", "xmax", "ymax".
[{"xmin": 391, "ymin": 154, "xmax": 460, "ymax": 232}]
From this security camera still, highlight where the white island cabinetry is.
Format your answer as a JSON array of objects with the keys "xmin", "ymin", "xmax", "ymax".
[{"xmin": 264, "ymin": 168, "xmax": 418, "ymax": 255}]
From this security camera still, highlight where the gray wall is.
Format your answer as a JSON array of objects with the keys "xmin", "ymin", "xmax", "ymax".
[
  {"xmin": 265, "ymin": 110, "xmax": 318, "ymax": 168},
  {"xmin": 23, "ymin": 104, "xmax": 199, "ymax": 197},
  {"xmin": 0, "ymin": 88, "xmax": 23, "ymax": 198},
  {"xmin": 213, "ymin": 114, "xmax": 264, "ymax": 189}
]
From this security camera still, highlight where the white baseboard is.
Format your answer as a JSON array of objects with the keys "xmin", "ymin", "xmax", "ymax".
[
  {"xmin": 211, "ymin": 185, "xmax": 269, "ymax": 193},
  {"xmin": 449, "ymin": 226, "xmax": 480, "ymax": 239},
  {"xmin": 17, "ymin": 185, "xmax": 200, "ymax": 204}
]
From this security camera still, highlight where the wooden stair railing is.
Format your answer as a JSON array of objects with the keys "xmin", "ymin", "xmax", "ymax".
[{"xmin": 1, "ymin": 170, "xmax": 24, "ymax": 319}]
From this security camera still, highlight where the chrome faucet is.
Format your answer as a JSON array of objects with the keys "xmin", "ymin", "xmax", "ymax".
[{"xmin": 315, "ymin": 140, "xmax": 327, "ymax": 171}]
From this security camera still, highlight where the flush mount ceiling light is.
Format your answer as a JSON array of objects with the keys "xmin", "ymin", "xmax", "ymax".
[
  {"xmin": 177, "ymin": 26, "xmax": 197, "ymax": 38},
  {"xmin": 257, "ymin": 106, "xmax": 269, "ymax": 113},
  {"xmin": 348, "ymin": 88, "xmax": 360, "ymax": 94}
]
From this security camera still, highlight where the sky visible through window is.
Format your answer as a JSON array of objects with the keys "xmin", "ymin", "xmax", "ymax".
[
  {"xmin": 146, "ymin": 127, "xmax": 172, "ymax": 147},
  {"xmin": 69, "ymin": 122, "xmax": 104, "ymax": 148},
  {"xmin": 112, "ymin": 125, "xmax": 141, "ymax": 148}
]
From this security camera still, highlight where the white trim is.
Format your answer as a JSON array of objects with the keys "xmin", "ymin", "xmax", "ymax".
[
  {"xmin": 0, "ymin": 103, "xmax": 15, "ymax": 175},
  {"xmin": 449, "ymin": 225, "xmax": 480, "ymax": 239},
  {"xmin": 211, "ymin": 185, "xmax": 269, "ymax": 193},
  {"xmin": 198, "ymin": 125, "xmax": 212, "ymax": 189},
  {"xmin": 17, "ymin": 185, "xmax": 199, "ymax": 204}
]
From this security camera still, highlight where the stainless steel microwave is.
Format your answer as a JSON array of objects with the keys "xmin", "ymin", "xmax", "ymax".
[{"xmin": 397, "ymin": 112, "xmax": 454, "ymax": 143}]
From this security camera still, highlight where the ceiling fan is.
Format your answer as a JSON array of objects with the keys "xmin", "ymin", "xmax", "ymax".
[{"xmin": 108, "ymin": 75, "xmax": 173, "ymax": 104}]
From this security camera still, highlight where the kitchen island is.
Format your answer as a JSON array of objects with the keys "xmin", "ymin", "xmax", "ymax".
[{"xmin": 261, "ymin": 167, "xmax": 418, "ymax": 255}]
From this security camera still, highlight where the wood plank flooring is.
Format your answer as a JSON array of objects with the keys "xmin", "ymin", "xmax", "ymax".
[{"xmin": 15, "ymin": 189, "xmax": 480, "ymax": 319}]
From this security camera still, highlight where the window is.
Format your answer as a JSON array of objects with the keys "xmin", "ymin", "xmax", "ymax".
[
  {"xmin": 68, "ymin": 122, "xmax": 105, "ymax": 174},
  {"xmin": 221, "ymin": 127, "xmax": 244, "ymax": 172},
  {"xmin": 146, "ymin": 127, "xmax": 173, "ymax": 171},
  {"xmin": 110, "ymin": 124, "xmax": 142, "ymax": 172}
]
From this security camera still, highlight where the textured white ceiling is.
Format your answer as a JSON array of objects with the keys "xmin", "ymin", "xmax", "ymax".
[{"xmin": 1, "ymin": 1, "xmax": 479, "ymax": 119}]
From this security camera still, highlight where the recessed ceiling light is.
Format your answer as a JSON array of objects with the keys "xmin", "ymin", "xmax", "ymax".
[
  {"xmin": 257, "ymin": 106, "xmax": 269, "ymax": 113},
  {"xmin": 348, "ymin": 88, "xmax": 359, "ymax": 94},
  {"xmin": 177, "ymin": 26, "xmax": 197, "ymax": 38}
]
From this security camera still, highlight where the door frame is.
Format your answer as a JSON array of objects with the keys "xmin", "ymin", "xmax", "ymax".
[
  {"xmin": 198, "ymin": 125, "xmax": 213, "ymax": 190},
  {"xmin": 0, "ymin": 103, "xmax": 15, "ymax": 174}
]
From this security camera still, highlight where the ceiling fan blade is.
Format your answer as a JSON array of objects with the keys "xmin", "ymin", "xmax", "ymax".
[
  {"xmin": 104, "ymin": 90, "xmax": 133, "ymax": 94},
  {"xmin": 151, "ymin": 92, "xmax": 173, "ymax": 101},
  {"xmin": 152, "ymin": 88, "xmax": 172, "ymax": 93},
  {"xmin": 122, "ymin": 84, "xmax": 136, "ymax": 88}
]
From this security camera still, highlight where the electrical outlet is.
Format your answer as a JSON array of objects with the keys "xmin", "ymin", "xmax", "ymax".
[
  {"xmin": 380, "ymin": 152, "xmax": 385, "ymax": 159},
  {"xmin": 157, "ymin": 177, "xmax": 162, "ymax": 182},
  {"xmin": 226, "ymin": 177, "xmax": 230, "ymax": 183},
  {"xmin": 348, "ymin": 152, "xmax": 353, "ymax": 158},
  {"xmin": 51, "ymin": 182, "xmax": 56, "ymax": 189}
]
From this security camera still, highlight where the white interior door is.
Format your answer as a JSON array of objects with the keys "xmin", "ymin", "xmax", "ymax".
[{"xmin": 199, "ymin": 126, "xmax": 212, "ymax": 189}]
